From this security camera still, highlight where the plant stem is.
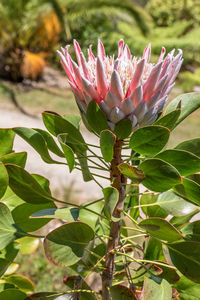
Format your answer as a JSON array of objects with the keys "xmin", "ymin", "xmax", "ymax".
[{"xmin": 101, "ymin": 139, "xmax": 127, "ymax": 300}]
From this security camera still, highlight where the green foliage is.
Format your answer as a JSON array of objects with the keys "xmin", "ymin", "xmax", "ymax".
[{"xmin": 0, "ymin": 91, "xmax": 200, "ymax": 299}]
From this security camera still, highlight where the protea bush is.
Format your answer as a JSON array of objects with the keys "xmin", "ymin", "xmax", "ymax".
[{"xmin": 0, "ymin": 40, "xmax": 200, "ymax": 300}]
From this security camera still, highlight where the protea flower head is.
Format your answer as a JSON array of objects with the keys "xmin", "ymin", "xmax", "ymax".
[{"xmin": 57, "ymin": 39, "xmax": 183, "ymax": 130}]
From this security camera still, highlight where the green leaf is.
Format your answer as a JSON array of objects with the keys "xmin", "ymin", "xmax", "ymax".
[
  {"xmin": 31, "ymin": 174, "xmax": 51, "ymax": 194},
  {"xmin": 13, "ymin": 127, "xmax": 61, "ymax": 164},
  {"xmin": 6, "ymin": 164, "xmax": 55, "ymax": 204},
  {"xmin": 34, "ymin": 128, "xmax": 64, "ymax": 157},
  {"xmin": 129, "ymin": 125, "xmax": 170, "ymax": 155},
  {"xmin": 0, "ymin": 152, "xmax": 27, "ymax": 168},
  {"xmin": 12, "ymin": 202, "xmax": 55, "ymax": 232},
  {"xmin": 18, "ymin": 237, "xmax": 39, "ymax": 255},
  {"xmin": 138, "ymin": 158, "xmax": 182, "ymax": 192},
  {"xmin": 143, "ymin": 277, "xmax": 172, "ymax": 300},
  {"xmin": 25, "ymin": 292, "xmax": 62, "ymax": 299},
  {"xmin": 0, "ymin": 162, "xmax": 8, "ymax": 199},
  {"xmin": 103, "ymin": 187, "xmax": 119, "ymax": 219},
  {"xmin": 31, "ymin": 207, "xmax": 79, "ymax": 222},
  {"xmin": 139, "ymin": 218, "xmax": 183, "ymax": 242},
  {"xmin": 140, "ymin": 192, "xmax": 167, "ymax": 218},
  {"xmin": 144, "ymin": 238, "xmax": 165, "ymax": 261},
  {"xmin": 44, "ymin": 222, "xmax": 94, "ymax": 267},
  {"xmin": 114, "ymin": 118, "xmax": 132, "ymax": 140},
  {"xmin": 110, "ymin": 285, "xmax": 137, "ymax": 300},
  {"xmin": 100, "ymin": 130, "xmax": 115, "ymax": 162},
  {"xmin": 0, "ymin": 289, "xmax": 26, "ymax": 300},
  {"xmin": 42, "ymin": 112, "xmax": 92, "ymax": 181},
  {"xmin": 164, "ymin": 92, "xmax": 200, "ymax": 126},
  {"xmin": 0, "ymin": 187, "xmax": 24, "ymax": 211},
  {"xmin": 173, "ymin": 178, "xmax": 200, "ymax": 206},
  {"xmin": 63, "ymin": 114, "xmax": 81, "ymax": 129},
  {"xmin": 86, "ymin": 101, "xmax": 108, "ymax": 135},
  {"xmin": 168, "ymin": 241, "xmax": 200, "ymax": 283},
  {"xmin": 124, "ymin": 183, "xmax": 139, "ymax": 220},
  {"xmin": 58, "ymin": 134, "xmax": 75, "ymax": 172},
  {"xmin": 157, "ymin": 190, "xmax": 197, "ymax": 217},
  {"xmin": 170, "ymin": 210, "xmax": 199, "ymax": 228},
  {"xmin": 0, "ymin": 129, "xmax": 15, "ymax": 157},
  {"xmin": 154, "ymin": 109, "xmax": 181, "ymax": 130},
  {"xmin": 42, "ymin": 112, "xmax": 87, "ymax": 152},
  {"xmin": 4, "ymin": 275, "xmax": 35, "ymax": 292},
  {"xmin": 181, "ymin": 221, "xmax": 200, "ymax": 242},
  {"xmin": 79, "ymin": 201, "xmax": 104, "ymax": 229},
  {"xmin": 0, "ymin": 203, "xmax": 18, "ymax": 250},
  {"xmin": 0, "ymin": 242, "xmax": 19, "ymax": 277},
  {"xmin": 175, "ymin": 138, "xmax": 200, "ymax": 157},
  {"xmin": 156, "ymin": 149, "xmax": 200, "ymax": 176},
  {"xmin": 118, "ymin": 163, "xmax": 145, "ymax": 183},
  {"xmin": 174, "ymin": 276, "xmax": 200, "ymax": 300}
]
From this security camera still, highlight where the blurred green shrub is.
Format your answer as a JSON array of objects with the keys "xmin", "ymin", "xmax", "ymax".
[
  {"xmin": 147, "ymin": 0, "xmax": 200, "ymax": 26},
  {"xmin": 180, "ymin": 68, "xmax": 200, "ymax": 92}
]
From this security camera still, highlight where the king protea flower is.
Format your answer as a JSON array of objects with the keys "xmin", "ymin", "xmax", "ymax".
[{"xmin": 57, "ymin": 39, "xmax": 183, "ymax": 130}]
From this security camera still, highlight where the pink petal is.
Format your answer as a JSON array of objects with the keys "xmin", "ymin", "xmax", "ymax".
[
  {"xmin": 71, "ymin": 60, "xmax": 82, "ymax": 87},
  {"xmin": 97, "ymin": 39, "xmax": 106, "ymax": 61},
  {"xmin": 129, "ymin": 85, "xmax": 143, "ymax": 106},
  {"xmin": 126, "ymin": 59, "xmax": 145, "ymax": 96},
  {"xmin": 80, "ymin": 52, "xmax": 90, "ymax": 80},
  {"xmin": 99, "ymin": 100, "xmax": 111, "ymax": 117},
  {"xmin": 143, "ymin": 62, "xmax": 163, "ymax": 101},
  {"xmin": 109, "ymin": 107, "xmax": 125, "ymax": 124},
  {"xmin": 96, "ymin": 57, "xmax": 108, "ymax": 99},
  {"xmin": 64, "ymin": 45, "xmax": 73, "ymax": 72},
  {"xmin": 124, "ymin": 44, "xmax": 132, "ymax": 60},
  {"xmin": 73, "ymin": 40, "xmax": 82, "ymax": 66},
  {"xmin": 153, "ymin": 74, "xmax": 168, "ymax": 96},
  {"xmin": 68, "ymin": 80, "xmax": 84, "ymax": 101},
  {"xmin": 114, "ymin": 59, "xmax": 119, "ymax": 71},
  {"xmin": 143, "ymin": 44, "xmax": 151, "ymax": 63},
  {"xmin": 134, "ymin": 101, "xmax": 148, "ymax": 122},
  {"xmin": 118, "ymin": 39, "xmax": 124, "ymax": 58},
  {"xmin": 159, "ymin": 55, "xmax": 171, "ymax": 79},
  {"xmin": 158, "ymin": 47, "xmax": 166, "ymax": 63},
  {"xmin": 110, "ymin": 70, "xmax": 124, "ymax": 102},
  {"xmin": 88, "ymin": 45, "xmax": 95, "ymax": 62},
  {"xmin": 81, "ymin": 77, "xmax": 100, "ymax": 103},
  {"xmin": 57, "ymin": 50, "xmax": 76, "ymax": 85}
]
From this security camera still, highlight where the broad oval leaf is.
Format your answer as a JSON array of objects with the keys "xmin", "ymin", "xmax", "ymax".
[
  {"xmin": 181, "ymin": 221, "xmax": 200, "ymax": 242},
  {"xmin": 156, "ymin": 149, "xmax": 200, "ymax": 176},
  {"xmin": 174, "ymin": 276, "xmax": 200, "ymax": 300},
  {"xmin": 0, "ymin": 162, "xmax": 8, "ymax": 199},
  {"xmin": 168, "ymin": 241, "xmax": 200, "ymax": 283},
  {"xmin": 103, "ymin": 187, "xmax": 119, "ymax": 219},
  {"xmin": 154, "ymin": 109, "xmax": 181, "ymax": 130},
  {"xmin": 44, "ymin": 222, "xmax": 94, "ymax": 267},
  {"xmin": 173, "ymin": 178, "xmax": 200, "ymax": 206},
  {"xmin": 139, "ymin": 218, "xmax": 183, "ymax": 242},
  {"xmin": 100, "ymin": 130, "xmax": 115, "ymax": 162},
  {"xmin": 0, "ymin": 129, "xmax": 15, "ymax": 157},
  {"xmin": 34, "ymin": 128, "xmax": 64, "ymax": 157},
  {"xmin": 0, "ymin": 152, "xmax": 27, "ymax": 168},
  {"xmin": 13, "ymin": 127, "xmax": 62, "ymax": 164},
  {"xmin": 175, "ymin": 138, "xmax": 200, "ymax": 157},
  {"xmin": 164, "ymin": 92, "xmax": 200, "ymax": 126},
  {"xmin": 18, "ymin": 237, "xmax": 40, "ymax": 255},
  {"xmin": 110, "ymin": 285, "xmax": 137, "ymax": 300},
  {"xmin": 6, "ymin": 164, "xmax": 55, "ymax": 204},
  {"xmin": 138, "ymin": 158, "xmax": 182, "ymax": 192},
  {"xmin": 0, "ymin": 203, "xmax": 17, "ymax": 250},
  {"xmin": 4, "ymin": 274, "xmax": 35, "ymax": 292},
  {"xmin": 143, "ymin": 277, "xmax": 172, "ymax": 300},
  {"xmin": 86, "ymin": 101, "xmax": 108, "ymax": 135},
  {"xmin": 58, "ymin": 134, "xmax": 75, "ymax": 172},
  {"xmin": 158, "ymin": 190, "xmax": 197, "ymax": 217},
  {"xmin": 118, "ymin": 163, "xmax": 145, "ymax": 183},
  {"xmin": 129, "ymin": 125, "xmax": 170, "ymax": 155},
  {"xmin": 31, "ymin": 207, "xmax": 79, "ymax": 222},
  {"xmin": 0, "ymin": 289, "xmax": 26, "ymax": 300},
  {"xmin": 114, "ymin": 118, "xmax": 132, "ymax": 140},
  {"xmin": 140, "ymin": 192, "xmax": 167, "ymax": 218},
  {"xmin": 0, "ymin": 242, "xmax": 19, "ymax": 277},
  {"xmin": 12, "ymin": 202, "xmax": 55, "ymax": 232}
]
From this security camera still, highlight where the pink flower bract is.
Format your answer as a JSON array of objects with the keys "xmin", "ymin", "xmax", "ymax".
[{"xmin": 57, "ymin": 39, "xmax": 183, "ymax": 130}]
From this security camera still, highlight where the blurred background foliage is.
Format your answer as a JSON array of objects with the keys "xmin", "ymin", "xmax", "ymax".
[{"xmin": 0, "ymin": 0, "xmax": 200, "ymax": 97}]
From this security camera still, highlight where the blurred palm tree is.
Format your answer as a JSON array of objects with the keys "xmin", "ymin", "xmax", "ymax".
[{"xmin": 0, "ymin": 0, "xmax": 151, "ymax": 81}]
